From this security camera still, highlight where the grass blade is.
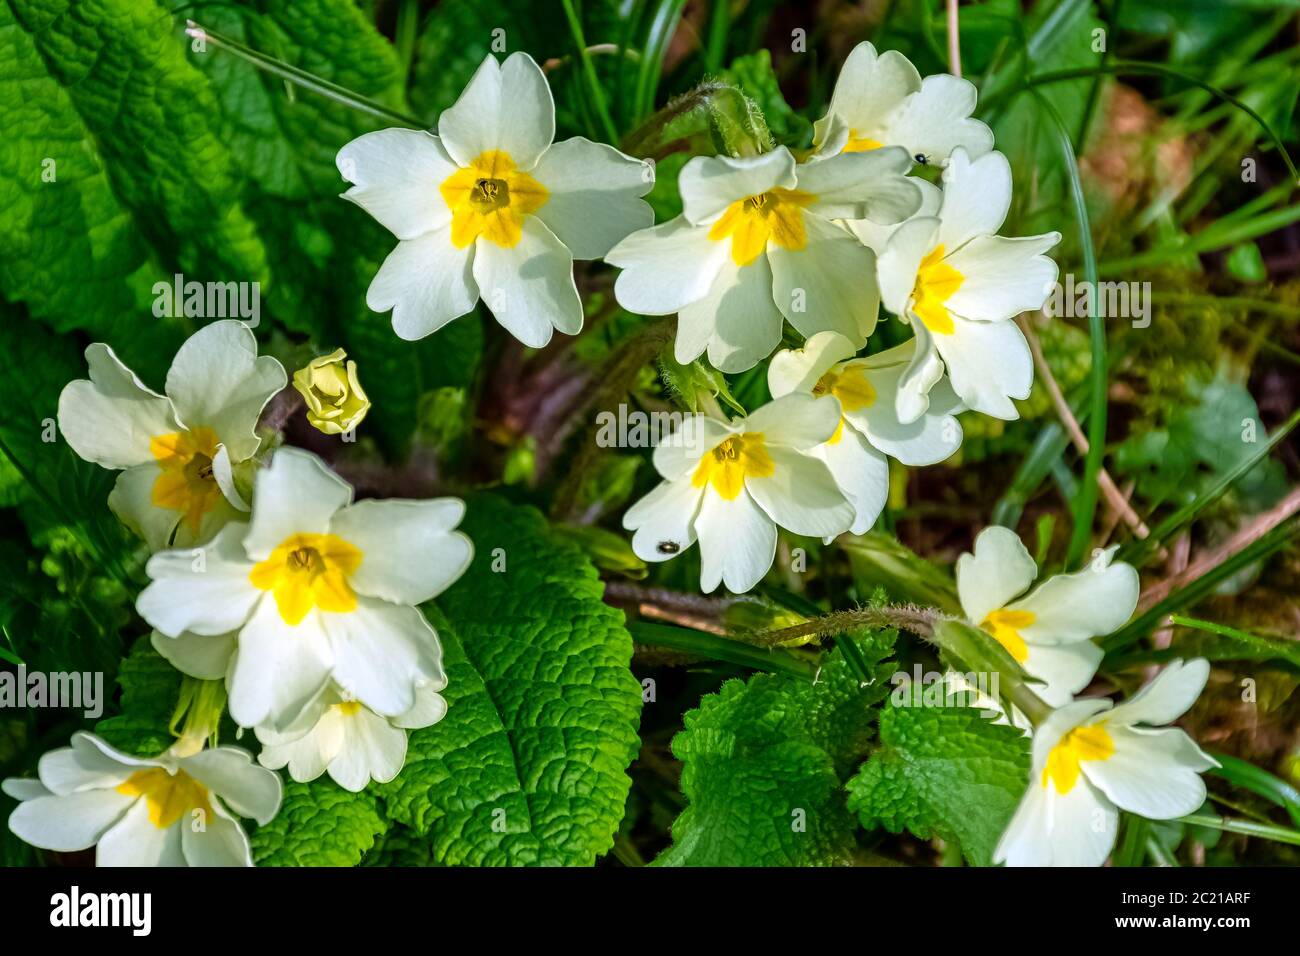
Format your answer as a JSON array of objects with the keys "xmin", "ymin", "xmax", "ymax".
[
  {"xmin": 627, "ymin": 621, "xmax": 818, "ymax": 680},
  {"xmin": 561, "ymin": 0, "xmax": 620, "ymax": 143},
  {"xmin": 1030, "ymin": 89, "xmax": 1105, "ymax": 569}
]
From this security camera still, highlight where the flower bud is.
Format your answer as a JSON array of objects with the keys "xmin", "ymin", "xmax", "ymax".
[{"xmin": 293, "ymin": 349, "xmax": 370, "ymax": 435}]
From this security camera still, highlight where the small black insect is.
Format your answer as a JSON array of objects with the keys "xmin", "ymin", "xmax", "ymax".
[
  {"xmin": 657, "ymin": 541, "xmax": 680, "ymax": 555},
  {"xmin": 913, "ymin": 153, "xmax": 929, "ymax": 165}
]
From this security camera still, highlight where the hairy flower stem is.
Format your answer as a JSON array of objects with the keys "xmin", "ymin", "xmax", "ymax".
[
  {"xmin": 752, "ymin": 604, "xmax": 1054, "ymax": 725},
  {"xmin": 750, "ymin": 604, "xmax": 941, "ymax": 647},
  {"xmin": 621, "ymin": 81, "xmax": 772, "ymax": 159}
]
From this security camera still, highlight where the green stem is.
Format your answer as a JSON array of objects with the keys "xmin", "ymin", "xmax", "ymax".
[
  {"xmin": 1031, "ymin": 89, "xmax": 1105, "ymax": 569},
  {"xmin": 628, "ymin": 621, "xmax": 818, "ymax": 680},
  {"xmin": 185, "ymin": 20, "xmax": 423, "ymax": 128},
  {"xmin": 560, "ymin": 0, "xmax": 620, "ymax": 144},
  {"xmin": 1180, "ymin": 813, "xmax": 1300, "ymax": 847},
  {"xmin": 984, "ymin": 61, "xmax": 1299, "ymax": 183},
  {"xmin": 1171, "ymin": 614, "xmax": 1300, "ymax": 668},
  {"xmin": 394, "ymin": 0, "xmax": 419, "ymax": 78},
  {"xmin": 633, "ymin": 0, "xmax": 689, "ymax": 122},
  {"xmin": 1146, "ymin": 836, "xmax": 1179, "ymax": 866},
  {"xmin": 704, "ymin": 0, "xmax": 730, "ymax": 74},
  {"xmin": 751, "ymin": 604, "xmax": 940, "ymax": 648},
  {"xmin": 933, "ymin": 619, "xmax": 1053, "ymax": 726},
  {"xmin": 1074, "ymin": 0, "xmax": 1121, "ymax": 154}
]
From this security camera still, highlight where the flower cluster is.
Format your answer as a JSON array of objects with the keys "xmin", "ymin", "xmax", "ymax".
[
  {"xmin": 617, "ymin": 42, "xmax": 1056, "ymax": 594},
  {"xmin": 10, "ymin": 322, "xmax": 472, "ymax": 864},
  {"xmin": 6, "ymin": 40, "xmax": 1222, "ymax": 874}
]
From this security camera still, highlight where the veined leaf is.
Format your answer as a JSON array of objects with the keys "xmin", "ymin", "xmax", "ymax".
[
  {"xmin": 95, "ymin": 637, "xmax": 183, "ymax": 758},
  {"xmin": 252, "ymin": 779, "xmax": 386, "ymax": 867},
  {"xmin": 655, "ymin": 630, "xmax": 896, "ymax": 866},
  {"xmin": 2, "ymin": 0, "xmax": 272, "ymax": 379},
  {"xmin": 378, "ymin": 495, "xmax": 642, "ymax": 865},
  {"xmin": 847, "ymin": 701, "xmax": 1031, "ymax": 866}
]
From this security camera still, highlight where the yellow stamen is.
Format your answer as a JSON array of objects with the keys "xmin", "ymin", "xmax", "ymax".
[
  {"xmin": 336, "ymin": 700, "xmax": 363, "ymax": 717},
  {"xmin": 691, "ymin": 433, "xmax": 775, "ymax": 500},
  {"xmin": 1041, "ymin": 723, "xmax": 1115, "ymax": 794},
  {"xmin": 149, "ymin": 426, "xmax": 223, "ymax": 534},
  {"xmin": 707, "ymin": 188, "xmax": 816, "ymax": 266},
  {"xmin": 911, "ymin": 245, "xmax": 964, "ymax": 335},
  {"xmin": 116, "ymin": 767, "xmax": 212, "ymax": 829},
  {"xmin": 249, "ymin": 532, "xmax": 363, "ymax": 626},
  {"xmin": 980, "ymin": 608, "xmax": 1036, "ymax": 663},
  {"xmin": 440, "ymin": 150, "xmax": 548, "ymax": 249}
]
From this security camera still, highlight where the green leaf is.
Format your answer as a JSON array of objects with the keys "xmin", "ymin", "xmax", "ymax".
[
  {"xmin": 0, "ymin": 1, "xmax": 188, "ymax": 379},
  {"xmin": 655, "ymin": 630, "xmax": 896, "ymax": 866},
  {"xmin": 95, "ymin": 637, "xmax": 183, "ymax": 758},
  {"xmin": 1114, "ymin": 372, "xmax": 1286, "ymax": 513},
  {"xmin": 846, "ymin": 702, "xmax": 1031, "ymax": 866},
  {"xmin": 1225, "ymin": 241, "xmax": 1268, "ymax": 282},
  {"xmin": 361, "ymin": 824, "xmax": 439, "ymax": 867},
  {"xmin": 251, "ymin": 778, "xmax": 386, "ymax": 867},
  {"xmin": 0, "ymin": 304, "xmax": 135, "ymax": 586},
  {"xmin": 989, "ymin": 0, "xmax": 1104, "ymax": 227},
  {"xmin": 377, "ymin": 495, "xmax": 642, "ymax": 865},
  {"xmin": 839, "ymin": 532, "xmax": 963, "ymax": 614},
  {"xmin": 2, "ymin": 0, "xmax": 272, "ymax": 379}
]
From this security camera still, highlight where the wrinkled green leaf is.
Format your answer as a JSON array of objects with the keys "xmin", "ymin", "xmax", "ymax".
[
  {"xmin": 847, "ymin": 702, "xmax": 1030, "ymax": 866},
  {"xmin": 378, "ymin": 495, "xmax": 642, "ymax": 865},
  {"xmin": 656, "ymin": 630, "xmax": 896, "ymax": 866}
]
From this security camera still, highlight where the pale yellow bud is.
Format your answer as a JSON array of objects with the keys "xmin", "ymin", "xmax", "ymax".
[{"xmin": 292, "ymin": 349, "xmax": 371, "ymax": 435}]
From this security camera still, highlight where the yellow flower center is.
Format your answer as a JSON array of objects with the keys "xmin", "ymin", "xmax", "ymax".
[
  {"xmin": 1041, "ymin": 723, "xmax": 1115, "ymax": 794},
  {"xmin": 813, "ymin": 366, "xmax": 877, "ymax": 412},
  {"xmin": 336, "ymin": 700, "xmax": 363, "ymax": 717},
  {"xmin": 691, "ymin": 433, "xmax": 775, "ymax": 500},
  {"xmin": 249, "ymin": 532, "xmax": 364, "ymax": 626},
  {"xmin": 980, "ymin": 608, "xmax": 1035, "ymax": 663},
  {"xmin": 842, "ymin": 130, "xmax": 883, "ymax": 153},
  {"xmin": 116, "ymin": 767, "xmax": 212, "ymax": 829},
  {"xmin": 812, "ymin": 366, "xmax": 876, "ymax": 447},
  {"xmin": 911, "ymin": 245, "xmax": 964, "ymax": 335},
  {"xmin": 150, "ymin": 426, "xmax": 223, "ymax": 534},
  {"xmin": 440, "ymin": 149, "xmax": 548, "ymax": 249},
  {"xmin": 707, "ymin": 188, "xmax": 816, "ymax": 266}
]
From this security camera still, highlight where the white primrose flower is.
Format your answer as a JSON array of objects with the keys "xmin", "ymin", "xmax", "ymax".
[
  {"xmin": 57, "ymin": 320, "xmax": 286, "ymax": 551},
  {"xmin": 767, "ymin": 331, "xmax": 963, "ymax": 535},
  {"xmin": 812, "ymin": 41, "xmax": 994, "ymax": 166},
  {"xmin": 956, "ymin": 526, "xmax": 1139, "ymax": 707},
  {"xmin": 875, "ymin": 148, "xmax": 1061, "ymax": 422},
  {"xmin": 606, "ymin": 144, "xmax": 922, "ymax": 373},
  {"xmin": 3, "ymin": 732, "xmax": 280, "ymax": 867},
  {"xmin": 622, "ymin": 393, "xmax": 854, "ymax": 593},
  {"xmin": 995, "ymin": 659, "xmax": 1220, "ymax": 867},
  {"xmin": 338, "ymin": 52, "xmax": 653, "ymax": 348},
  {"xmin": 136, "ymin": 447, "xmax": 472, "ymax": 732},
  {"xmin": 256, "ymin": 682, "xmax": 447, "ymax": 793}
]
